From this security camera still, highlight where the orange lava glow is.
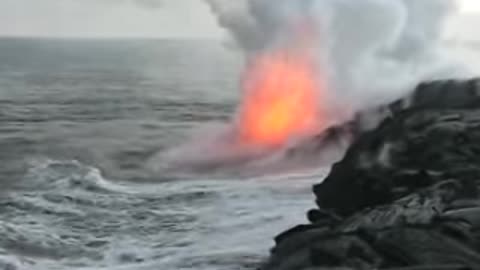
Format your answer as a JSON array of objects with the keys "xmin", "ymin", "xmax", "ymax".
[{"xmin": 237, "ymin": 48, "xmax": 325, "ymax": 147}]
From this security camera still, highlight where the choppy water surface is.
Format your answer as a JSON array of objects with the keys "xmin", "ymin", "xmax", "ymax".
[{"xmin": 0, "ymin": 39, "xmax": 325, "ymax": 270}]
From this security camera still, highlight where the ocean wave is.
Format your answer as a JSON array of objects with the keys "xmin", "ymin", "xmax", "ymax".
[{"xmin": 22, "ymin": 159, "xmax": 133, "ymax": 194}]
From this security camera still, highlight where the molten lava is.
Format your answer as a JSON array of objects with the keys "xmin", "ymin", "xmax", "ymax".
[{"xmin": 237, "ymin": 48, "xmax": 325, "ymax": 147}]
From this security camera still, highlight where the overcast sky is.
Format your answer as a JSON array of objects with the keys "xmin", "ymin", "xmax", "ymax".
[
  {"xmin": 0, "ymin": 0, "xmax": 224, "ymax": 38},
  {"xmin": 0, "ymin": 0, "xmax": 478, "ymax": 38}
]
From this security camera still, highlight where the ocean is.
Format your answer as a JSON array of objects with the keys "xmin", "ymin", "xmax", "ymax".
[
  {"xmin": 0, "ymin": 38, "xmax": 477, "ymax": 270},
  {"xmin": 0, "ymin": 38, "xmax": 328, "ymax": 270}
]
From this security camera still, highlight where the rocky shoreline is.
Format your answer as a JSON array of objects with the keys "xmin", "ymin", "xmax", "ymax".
[{"xmin": 262, "ymin": 79, "xmax": 480, "ymax": 270}]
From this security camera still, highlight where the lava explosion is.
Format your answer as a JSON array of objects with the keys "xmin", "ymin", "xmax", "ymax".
[
  {"xmin": 158, "ymin": 0, "xmax": 456, "ymax": 175},
  {"xmin": 236, "ymin": 35, "xmax": 327, "ymax": 148}
]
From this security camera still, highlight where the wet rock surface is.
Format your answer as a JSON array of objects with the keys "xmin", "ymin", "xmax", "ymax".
[{"xmin": 262, "ymin": 78, "xmax": 480, "ymax": 270}]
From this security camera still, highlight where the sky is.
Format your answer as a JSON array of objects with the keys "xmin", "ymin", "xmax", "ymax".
[
  {"xmin": 0, "ymin": 0, "xmax": 478, "ymax": 38},
  {"xmin": 0, "ymin": 0, "xmax": 224, "ymax": 38},
  {"xmin": 460, "ymin": 0, "xmax": 480, "ymax": 13}
]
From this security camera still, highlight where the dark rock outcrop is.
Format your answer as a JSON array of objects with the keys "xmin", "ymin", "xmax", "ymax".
[{"xmin": 261, "ymin": 78, "xmax": 480, "ymax": 270}]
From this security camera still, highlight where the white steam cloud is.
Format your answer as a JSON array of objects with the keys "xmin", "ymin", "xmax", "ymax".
[
  {"xmin": 206, "ymin": 0, "xmax": 460, "ymax": 114},
  {"xmin": 153, "ymin": 0, "xmax": 466, "ymax": 176}
]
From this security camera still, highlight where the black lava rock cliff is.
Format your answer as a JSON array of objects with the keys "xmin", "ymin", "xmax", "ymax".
[{"xmin": 262, "ymin": 78, "xmax": 480, "ymax": 270}]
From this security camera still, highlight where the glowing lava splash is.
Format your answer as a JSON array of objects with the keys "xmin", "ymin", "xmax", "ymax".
[{"xmin": 236, "ymin": 45, "xmax": 326, "ymax": 148}]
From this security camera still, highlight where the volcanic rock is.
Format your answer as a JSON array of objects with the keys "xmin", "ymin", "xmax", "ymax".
[{"xmin": 261, "ymin": 78, "xmax": 480, "ymax": 270}]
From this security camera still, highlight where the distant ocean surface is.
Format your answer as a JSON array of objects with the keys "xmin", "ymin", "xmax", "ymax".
[{"xmin": 0, "ymin": 38, "xmax": 478, "ymax": 270}]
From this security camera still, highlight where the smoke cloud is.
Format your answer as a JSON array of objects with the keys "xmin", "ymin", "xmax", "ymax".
[
  {"xmin": 154, "ymin": 0, "xmax": 469, "ymax": 176},
  {"xmin": 206, "ymin": 0, "xmax": 460, "ymax": 114}
]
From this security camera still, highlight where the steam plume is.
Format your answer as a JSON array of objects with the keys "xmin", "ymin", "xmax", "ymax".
[
  {"xmin": 153, "ymin": 0, "xmax": 464, "ymax": 175},
  {"xmin": 206, "ymin": 0, "xmax": 459, "ymax": 113}
]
